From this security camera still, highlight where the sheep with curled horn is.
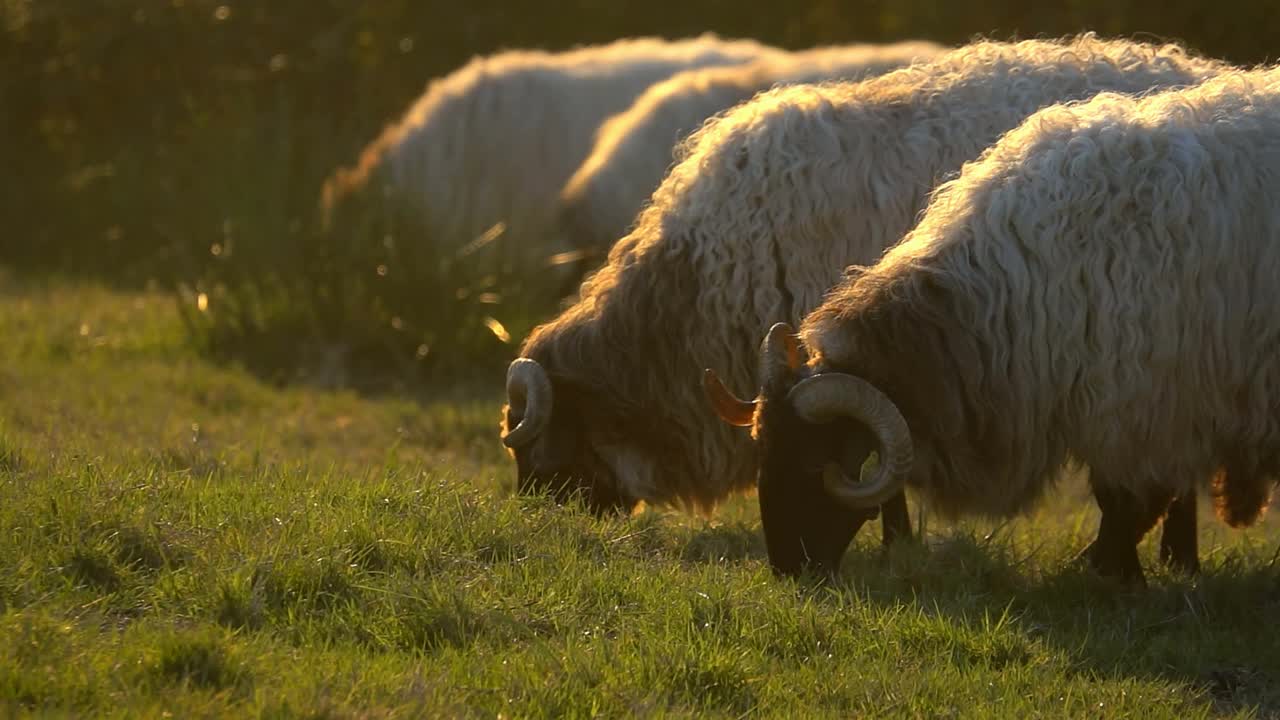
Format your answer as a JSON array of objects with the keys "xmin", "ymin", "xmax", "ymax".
[
  {"xmin": 319, "ymin": 35, "xmax": 779, "ymax": 277},
  {"xmin": 501, "ymin": 36, "xmax": 1227, "ymax": 546},
  {"xmin": 717, "ymin": 321, "xmax": 1203, "ymax": 579},
  {"xmin": 735, "ymin": 66, "xmax": 1280, "ymax": 586},
  {"xmin": 554, "ymin": 40, "xmax": 947, "ymax": 289}
]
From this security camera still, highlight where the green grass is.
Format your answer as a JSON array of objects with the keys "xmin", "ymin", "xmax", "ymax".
[
  {"xmin": 1, "ymin": 274, "xmax": 1278, "ymax": 718},
  {"xmin": 9, "ymin": 6, "xmax": 1280, "ymax": 715}
]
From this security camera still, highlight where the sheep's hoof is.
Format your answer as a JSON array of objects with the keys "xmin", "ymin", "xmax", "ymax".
[
  {"xmin": 1073, "ymin": 540, "xmax": 1148, "ymax": 589},
  {"xmin": 1159, "ymin": 540, "xmax": 1201, "ymax": 576}
]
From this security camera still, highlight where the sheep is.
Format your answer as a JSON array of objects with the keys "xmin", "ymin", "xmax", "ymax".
[
  {"xmin": 320, "ymin": 35, "xmax": 780, "ymax": 274},
  {"xmin": 735, "ymin": 65, "xmax": 1280, "ymax": 585},
  {"xmin": 498, "ymin": 36, "xmax": 1228, "ymax": 535},
  {"xmin": 555, "ymin": 41, "xmax": 947, "ymax": 278}
]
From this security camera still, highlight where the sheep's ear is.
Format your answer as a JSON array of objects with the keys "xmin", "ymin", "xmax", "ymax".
[{"xmin": 703, "ymin": 369, "xmax": 757, "ymax": 427}]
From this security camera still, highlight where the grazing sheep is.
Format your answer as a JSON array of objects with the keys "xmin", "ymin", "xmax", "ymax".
[
  {"xmin": 499, "ymin": 36, "xmax": 1227, "ymax": 528},
  {"xmin": 320, "ymin": 35, "xmax": 780, "ymax": 273},
  {"xmin": 740, "ymin": 66, "xmax": 1280, "ymax": 584},
  {"xmin": 557, "ymin": 41, "xmax": 947, "ymax": 270}
]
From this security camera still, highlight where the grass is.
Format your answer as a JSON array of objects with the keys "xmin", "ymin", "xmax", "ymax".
[
  {"xmin": 8, "ymin": 6, "xmax": 1280, "ymax": 716},
  {"xmin": 1, "ymin": 273, "xmax": 1278, "ymax": 718}
]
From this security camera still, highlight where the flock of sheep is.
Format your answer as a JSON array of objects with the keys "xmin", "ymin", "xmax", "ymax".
[{"xmin": 325, "ymin": 33, "xmax": 1280, "ymax": 587}]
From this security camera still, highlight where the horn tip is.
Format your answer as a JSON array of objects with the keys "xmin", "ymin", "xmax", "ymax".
[
  {"xmin": 703, "ymin": 367, "xmax": 728, "ymax": 391},
  {"xmin": 769, "ymin": 321, "xmax": 795, "ymax": 333}
]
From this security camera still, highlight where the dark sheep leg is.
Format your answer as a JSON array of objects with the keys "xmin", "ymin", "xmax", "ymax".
[
  {"xmin": 1081, "ymin": 480, "xmax": 1172, "ymax": 586},
  {"xmin": 1159, "ymin": 490, "xmax": 1200, "ymax": 575},
  {"xmin": 880, "ymin": 490, "xmax": 912, "ymax": 547}
]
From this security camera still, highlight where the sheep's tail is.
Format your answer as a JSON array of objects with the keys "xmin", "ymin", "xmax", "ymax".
[{"xmin": 1210, "ymin": 466, "xmax": 1274, "ymax": 528}]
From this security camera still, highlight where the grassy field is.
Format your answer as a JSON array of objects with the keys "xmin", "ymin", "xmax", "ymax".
[
  {"xmin": 9, "ymin": 4, "xmax": 1280, "ymax": 717},
  {"xmin": 1, "ymin": 272, "xmax": 1278, "ymax": 718}
]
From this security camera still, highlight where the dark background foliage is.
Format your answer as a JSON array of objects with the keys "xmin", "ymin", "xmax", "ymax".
[{"xmin": 2, "ymin": 0, "xmax": 1276, "ymax": 386}]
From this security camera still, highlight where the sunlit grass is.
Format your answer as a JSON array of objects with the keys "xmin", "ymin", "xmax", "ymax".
[{"xmin": 1, "ymin": 280, "xmax": 1277, "ymax": 717}]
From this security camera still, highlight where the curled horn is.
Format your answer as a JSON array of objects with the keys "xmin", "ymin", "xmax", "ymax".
[
  {"xmin": 502, "ymin": 358, "xmax": 553, "ymax": 448},
  {"xmin": 787, "ymin": 373, "xmax": 912, "ymax": 508},
  {"xmin": 703, "ymin": 369, "xmax": 756, "ymax": 427}
]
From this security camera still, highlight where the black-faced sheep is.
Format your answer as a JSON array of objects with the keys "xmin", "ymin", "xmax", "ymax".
[{"xmin": 741, "ymin": 66, "xmax": 1280, "ymax": 584}]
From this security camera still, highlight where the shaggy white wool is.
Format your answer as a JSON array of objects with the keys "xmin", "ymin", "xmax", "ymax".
[
  {"xmin": 807, "ymin": 65, "xmax": 1280, "ymax": 518},
  {"xmin": 321, "ymin": 34, "xmax": 779, "ymax": 269},
  {"xmin": 520, "ymin": 35, "xmax": 1229, "ymax": 512},
  {"xmin": 558, "ymin": 41, "xmax": 946, "ymax": 254}
]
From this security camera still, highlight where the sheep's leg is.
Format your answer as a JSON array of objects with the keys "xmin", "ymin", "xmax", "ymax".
[
  {"xmin": 1080, "ymin": 480, "xmax": 1170, "ymax": 587},
  {"xmin": 880, "ymin": 491, "xmax": 912, "ymax": 547},
  {"xmin": 1158, "ymin": 490, "xmax": 1200, "ymax": 575}
]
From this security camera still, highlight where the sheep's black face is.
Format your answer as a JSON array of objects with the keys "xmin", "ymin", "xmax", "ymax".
[
  {"xmin": 504, "ymin": 387, "xmax": 632, "ymax": 516},
  {"xmin": 755, "ymin": 373, "xmax": 880, "ymax": 578}
]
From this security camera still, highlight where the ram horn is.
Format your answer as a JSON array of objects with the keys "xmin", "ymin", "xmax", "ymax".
[
  {"xmin": 703, "ymin": 369, "xmax": 756, "ymax": 427},
  {"xmin": 786, "ymin": 373, "xmax": 911, "ymax": 507},
  {"xmin": 759, "ymin": 322, "xmax": 802, "ymax": 387},
  {"xmin": 502, "ymin": 358, "xmax": 553, "ymax": 448}
]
